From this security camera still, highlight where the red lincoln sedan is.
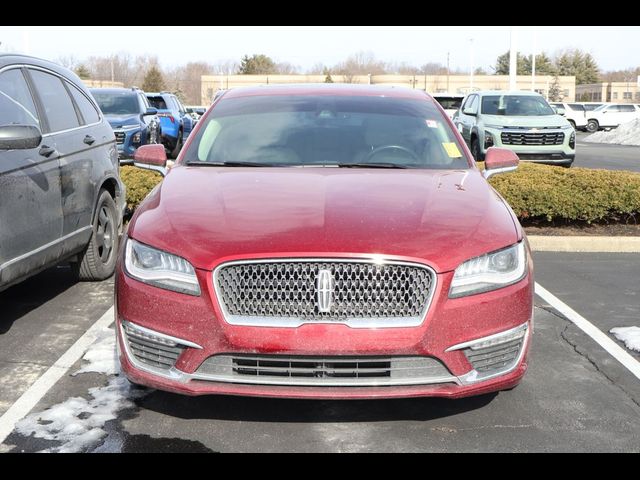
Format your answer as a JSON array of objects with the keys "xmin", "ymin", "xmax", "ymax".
[{"xmin": 116, "ymin": 84, "xmax": 533, "ymax": 400}]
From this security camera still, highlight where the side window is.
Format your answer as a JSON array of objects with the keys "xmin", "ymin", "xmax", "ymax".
[
  {"xmin": 66, "ymin": 82, "xmax": 100, "ymax": 125},
  {"xmin": 463, "ymin": 95, "xmax": 478, "ymax": 115},
  {"xmin": 619, "ymin": 105, "xmax": 635, "ymax": 112},
  {"xmin": 139, "ymin": 93, "xmax": 150, "ymax": 110},
  {"xmin": 607, "ymin": 105, "xmax": 621, "ymax": 112},
  {"xmin": 29, "ymin": 69, "xmax": 80, "ymax": 132},
  {"xmin": 0, "ymin": 69, "xmax": 40, "ymax": 127}
]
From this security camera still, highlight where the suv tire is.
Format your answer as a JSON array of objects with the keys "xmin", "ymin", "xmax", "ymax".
[
  {"xmin": 73, "ymin": 189, "xmax": 119, "ymax": 281},
  {"xmin": 586, "ymin": 119, "xmax": 599, "ymax": 133}
]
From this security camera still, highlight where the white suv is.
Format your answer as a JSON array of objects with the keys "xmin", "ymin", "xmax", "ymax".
[
  {"xmin": 586, "ymin": 104, "xmax": 640, "ymax": 132},
  {"xmin": 549, "ymin": 102, "xmax": 588, "ymax": 131}
]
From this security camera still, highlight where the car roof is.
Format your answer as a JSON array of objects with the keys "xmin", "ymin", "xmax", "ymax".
[
  {"xmin": 89, "ymin": 88, "xmax": 139, "ymax": 94},
  {"xmin": 0, "ymin": 54, "xmax": 83, "ymax": 85},
  {"xmin": 222, "ymin": 83, "xmax": 433, "ymax": 101},
  {"xmin": 473, "ymin": 90, "xmax": 544, "ymax": 97}
]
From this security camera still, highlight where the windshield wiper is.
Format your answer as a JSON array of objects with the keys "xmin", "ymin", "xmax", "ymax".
[
  {"xmin": 336, "ymin": 162, "xmax": 410, "ymax": 169},
  {"xmin": 185, "ymin": 161, "xmax": 282, "ymax": 167}
]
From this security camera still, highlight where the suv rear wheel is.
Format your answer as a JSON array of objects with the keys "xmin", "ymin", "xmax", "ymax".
[
  {"xmin": 586, "ymin": 119, "xmax": 599, "ymax": 133},
  {"xmin": 73, "ymin": 189, "xmax": 118, "ymax": 281}
]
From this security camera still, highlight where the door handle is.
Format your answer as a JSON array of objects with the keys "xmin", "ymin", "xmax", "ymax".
[
  {"xmin": 39, "ymin": 145, "xmax": 57, "ymax": 158},
  {"xmin": 84, "ymin": 135, "xmax": 96, "ymax": 145}
]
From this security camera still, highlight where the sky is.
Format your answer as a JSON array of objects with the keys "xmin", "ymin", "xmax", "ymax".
[{"xmin": 1, "ymin": 26, "xmax": 639, "ymax": 73}]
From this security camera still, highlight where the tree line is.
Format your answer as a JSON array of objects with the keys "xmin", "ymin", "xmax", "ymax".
[{"xmin": 60, "ymin": 49, "xmax": 635, "ymax": 105}]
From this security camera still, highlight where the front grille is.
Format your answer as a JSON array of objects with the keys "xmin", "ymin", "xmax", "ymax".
[
  {"xmin": 463, "ymin": 338, "xmax": 523, "ymax": 374},
  {"xmin": 193, "ymin": 354, "xmax": 454, "ymax": 386},
  {"xmin": 114, "ymin": 131, "xmax": 125, "ymax": 145},
  {"xmin": 501, "ymin": 131, "xmax": 564, "ymax": 146},
  {"xmin": 214, "ymin": 259, "xmax": 435, "ymax": 327},
  {"xmin": 122, "ymin": 323, "xmax": 184, "ymax": 370}
]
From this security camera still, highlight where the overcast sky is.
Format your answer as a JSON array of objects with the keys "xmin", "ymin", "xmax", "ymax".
[{"xmin": 1, "ymin": 26, "xmax": 638, "ymax": 73}]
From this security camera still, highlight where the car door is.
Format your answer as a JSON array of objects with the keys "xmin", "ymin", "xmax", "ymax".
[
  {"xmin": 618, "ymin": 104, "xmax": 637, "ymax": 124},
  {"xmin": 27, "ymin": 68, "xmax": 95, "ymax": 255},
  {"xmin": 456, "ymin": 94, "xmax": 478, "ymax": 144},
  {"xmin": 601, "ymin": 105, "xmax": 621, "ymax": 127},
  {"xmin": 0, "ymin": 67, "xmax": 63, "ymax": 288}
]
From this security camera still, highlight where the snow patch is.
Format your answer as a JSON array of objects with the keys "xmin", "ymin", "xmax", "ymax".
[
  {"xmin": 584, "ymin": 118, "xmax": 640, "ymax": 146},
  {"xmin": 610, "ymin": 326, "xmax": 640, "ymax": 353},
  {"xmin": 73, "ymin": 327, "xmax": 118, "ymax": 376},
  {"xmin": 15, "ymin": 376, "xmax": 146, "ymax": 453}
]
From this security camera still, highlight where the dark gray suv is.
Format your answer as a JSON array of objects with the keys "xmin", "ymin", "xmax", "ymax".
[{"xmin": 0, "ymin": 55, "xmax": 125, "ymax": 291}]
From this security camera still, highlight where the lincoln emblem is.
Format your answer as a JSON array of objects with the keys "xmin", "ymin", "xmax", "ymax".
[{"xmin": 316, "ymin": 269, "xmax": 335, "ymax": 313}]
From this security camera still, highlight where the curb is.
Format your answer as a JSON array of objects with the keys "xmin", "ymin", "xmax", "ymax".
[{"xmin": 528, "ymin": 236, "xmax": 640, "ymax": 253}]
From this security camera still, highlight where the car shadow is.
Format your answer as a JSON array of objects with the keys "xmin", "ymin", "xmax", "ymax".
[
  {"xmin": 136, "ymin": 389, "xmax": 499, "ymax": 424},
  {"xmin": 0, "ymin": 265, "xmax": 78, "ymax": 334}
]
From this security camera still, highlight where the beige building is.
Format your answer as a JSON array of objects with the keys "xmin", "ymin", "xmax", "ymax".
[
  {"xmin": 576, "ymin": 81, "xmax": 640, "ymax": 103},
  {"xmin": 201, "ymin": 74, "xmax": 576, "ymax": 105},
  {"xmin": 82, "ymin": 80, "xmax": 124, "ymax": 89}
]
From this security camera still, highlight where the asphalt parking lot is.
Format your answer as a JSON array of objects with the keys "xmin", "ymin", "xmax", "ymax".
[
  {"xmin": 1, "ymin": 252, "xmax": 639, "ymax": 453},
  {"xmin": 574, "ymin": 132, "xmax": 640, "ymax": 172}
]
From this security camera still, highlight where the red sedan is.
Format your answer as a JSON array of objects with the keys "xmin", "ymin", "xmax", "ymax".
[{"xmin": 116, "ymin": 84, "xmax": 533, "ymax": 400}]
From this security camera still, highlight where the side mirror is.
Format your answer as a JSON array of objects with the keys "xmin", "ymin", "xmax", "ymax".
[
  {"xmin": 143, "ymin": 107, "xmax": 158, "ymax": 116},
  {"xmin": 0, "ymin": 124, "xmax": 42, "ymax": 150},
  {"xmin": 483, "ymin": 147, "xmax": 519, "ymax": 180},
  {"xmin": 555, "ymin": 107, "xmax": 566, "ymax": 116},
  {"xmin": 133, "ymin": 144, "xmax": 169, "ymax": 176},
  {"xmin": 463, "ymin": 109, "xmax": 477, "ymax": 116}
]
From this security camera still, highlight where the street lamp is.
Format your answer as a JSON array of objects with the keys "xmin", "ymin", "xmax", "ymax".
[{"xmin": 468, "ymin": 38, "xmax": 474, "ymax": 90}]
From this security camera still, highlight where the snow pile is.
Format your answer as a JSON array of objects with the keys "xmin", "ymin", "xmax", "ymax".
[
  {"xmin": 610, "ymin": 326, "xmax": 640, "ymax": 353},
  {"xmin": 584, "ymin": 118, "xmax": 640, "ymax": 146},
  {"xmin": 15, "ymin": 327, "xmax": 148, "ymax": 453},
  {"xmin": 73, "ymin": 327, "xmax": 118, "ymax": 376}
]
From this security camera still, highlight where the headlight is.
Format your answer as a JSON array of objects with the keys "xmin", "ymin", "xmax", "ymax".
[
  {"xmin": 569, "ymin": 131, "xmax": 576, "ymax": 149},
  {"xmin": 132, "ymin": 132, "xmax": 142, "ymax": 144},
  {"xmin": 449, "ymin": 242, "xmax": 527, "ymax": 298},
  {"xmin": 124, "ymin": 239, "xmax": 200, "ymax": 296},
  {"xmin": 484, "ymin": 131, "xmax": 494, "ymax": 149}
]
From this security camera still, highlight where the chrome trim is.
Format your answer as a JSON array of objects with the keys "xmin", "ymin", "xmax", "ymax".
[
  {"xmin": 445, "ymin": 323, "xmax": 528, "ymax": 352},
  {"xmin": 211, "ymin": 257, "xmax": 438, "ymax": 329},
  {"xmin": 483, "ymin": 165, "xmax": 517, "ymax": 180},
  {"xmin": 121, "ymin": 320, "xmax": 203, "ymax": 350}
]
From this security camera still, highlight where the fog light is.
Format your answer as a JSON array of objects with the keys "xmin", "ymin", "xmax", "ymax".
[{"xmin": 122, "ymin": 320, "xmax": 178, "ymax": 347}]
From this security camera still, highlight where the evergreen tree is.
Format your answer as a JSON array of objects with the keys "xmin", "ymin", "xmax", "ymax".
[
  {"xmin": 74, "ymin": 64, "xmax": 91, "ymax": 80},
  {"xmin": 238, "ymin": 54, "xmax": 277, "ymax": 74},
  {"xmin": 142, "ymin": 66, "xmax": 166, "ymax": 92}
]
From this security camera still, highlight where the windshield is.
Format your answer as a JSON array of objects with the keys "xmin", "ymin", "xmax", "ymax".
[
  {"xmin": 182, "ymin": 95, "xmax": 470, "ymax": 169},
  {"xmin": 434, "ymin": 96, "xmax": 464, "ymax": 110},
  {"xmin": 481, "ymin": 95, "xmax": 555, "ymax": 116},
  {"xmin": 91, "ymin": 92, "xmax": 139, "ymax": 115}
]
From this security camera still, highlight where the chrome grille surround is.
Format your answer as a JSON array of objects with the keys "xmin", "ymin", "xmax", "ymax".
[
  {"xmin": 213, "ymin": 258, "xmax": 437, "ymax": 328},
  {"xmin": 114, "ymin": 131, "xmax": 125, "ymax": 145},
  {"xmin": 192, "ymin": 354, "xmax": 456, "ymax": 387},
  {"xmin": 500, "ymin": 130, "xmax": 565, "ymax": 146}
]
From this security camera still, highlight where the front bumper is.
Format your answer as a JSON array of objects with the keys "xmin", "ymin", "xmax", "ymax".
[
  {"xmin": 115, "ymin": 257, "xmax": 534, "ymax": 399},
  {"xmin": 114, "ymin": 127, "xmax": 143, "ymax": 160},
  {"xmin": 482, "ymin": 127, "xmax": 575, "ymax": 166}
]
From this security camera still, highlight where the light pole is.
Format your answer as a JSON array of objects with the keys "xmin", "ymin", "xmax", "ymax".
[
  {"xmin": 509, "ymin": 27, "xmax": 517, "ymax": 91},
  {"xmin": 468, "ymin": 38, "xmax": 474, "ymax": 90},
  {"xmin": 531, "ymin": 28, "xmax": 537, "ymax": 92}
]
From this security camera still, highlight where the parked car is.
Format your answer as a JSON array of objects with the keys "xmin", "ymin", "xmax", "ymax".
[
  {"xmin": 454, "ymin": 90, "xmax": 575, "ymax": 167},
  {"xmin": 549, "ymin": 102, "xmax": 588, "ymax": 130},
  {"xmin": 118, "ymin": 84, "xmax": 533, "ymax": 400},
  {"xmin": 0, "ymin": 54, "xmax": 125, "ymax": 292},
  {"xmin": 146, "ymin": 92, "xmax": 194, "ymax": 158},
  {"xmin": 185, "ymin": 105, "xmax": 207, "ymax": 124},
  {"xmin": 432, "ymin": 93, "xmax": 465, "ymax": 119},
  {"xmin": 585, "ymin": 103, "xmax": 640, "ymax": 132},
  {"xmin": 90, "ymin": 87, "xmax": 161, "ymax": 163}
]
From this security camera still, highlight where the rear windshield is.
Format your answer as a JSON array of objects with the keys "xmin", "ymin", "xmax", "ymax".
[
  {"xmin": 92, "ymin": 92, "xmax": 138, "ymax": 115},
  {"xmin": 481, "ymin": 95, "xmax": 555, "ymax": 116},
  {"xmin": 434, "ymin": 96, "xmax": 464, "ymax": 110},
  {"xmin": 147, "ymin": 96, "xmax": 168, "ymax": 110},
  {"xmin": 182, "ymin": 95, "xmax": 470, "ymax": 169}
]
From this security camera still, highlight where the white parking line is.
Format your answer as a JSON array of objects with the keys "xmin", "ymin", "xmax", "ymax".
[
  {"xmin": 0, "ymin": 306, "xmax": 114, "ymax": 445},
  {"xmin": 535, "ymin": 283, "xmax": 640, "ymax": 380}
]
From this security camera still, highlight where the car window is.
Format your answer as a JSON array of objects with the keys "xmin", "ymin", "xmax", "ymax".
[
  {"xmin": 481, "ymin": 95, "xmax": 554, "ymax": 116},
  {"xmin": 568, "ymin": 103, "xmax": 585, "ymax": 111},
  {"xmin": 185, "ymin": 95, "xmax": 470, "ymax": 170},
  {"xmin": 0, "ymin": 69, "xmax": 40, "ymax": 127},
  {"xmin": 139, "ymin": 93, "xmax": 151, "ymax": 109},
  {"xmin": 92, "ymin": 91, "xmax": 140, "ymax": 115},
  {"xmin": 619, "ymin": 105, "xmax": 635, "ymax": 112},
  {"xmin": 434, "ymin": 96, "xmax": 464, "ymax": 110},
  {"xmin": 29, "ymin": 70, "xmax": 80, "ymax": 132},
  {"xmin": 66, "ymin": 82, "xmax": 100, "ymax": 125},
  {"xmin": 147, "ymin": 96, "xmax": 168, "ymax": 110},
  {"xmin": 462, "ymin": 95, "xmax": 478, "ymax": 114}
]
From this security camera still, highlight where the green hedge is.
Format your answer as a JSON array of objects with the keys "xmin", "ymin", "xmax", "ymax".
[
  {"xmin": 120, "ymin": 166, "xmax": 163, "ymax": 212},
  {"xmin": 488, "ymin": 163, "xmax": 640, "ymax": 224},
  {"xmin": 120, "ymin": 163, "xmax": 640, "ymax": 224}
]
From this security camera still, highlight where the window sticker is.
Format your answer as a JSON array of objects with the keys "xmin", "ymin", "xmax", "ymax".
[
  {"xmin": 426, "ymin": 119, "xmax": 438, "ymax": 128},
  {"xmin": 442, "ymin": 142, "xmax": 462, "ymax": 158}
]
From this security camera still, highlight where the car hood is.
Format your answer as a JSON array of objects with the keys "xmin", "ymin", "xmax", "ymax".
[
  {"xmin": 105, "ymin": 114, "xmax": 141, "ymax": 128},
  {"xmin": 129, "ymin": 167, "xmax": 520, "ymax": 273},
  {"xmin": 482, "ymin": 114, "xmax": 570, "ymax": 128}
]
